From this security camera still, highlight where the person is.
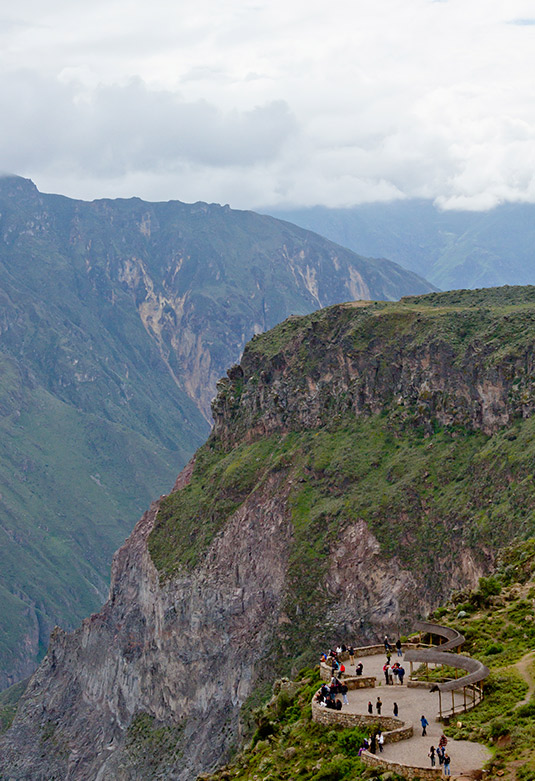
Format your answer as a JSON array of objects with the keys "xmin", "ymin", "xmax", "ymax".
[
  {"xmin": 391, "ymin": 665, "xmax": 399, "ymax": 684},
  {"xmin": 396, "ymin": 638, "xmax": 402, "ymax": 657},
  {"xmin": 398, "ymin": 666, "xmax": 405, "ymax": 685},
  {"xmin": 370, "ymin": 733, "xmax": 377, "ymax": 754},
  {"xmin": 331, "ymin": 658, "xmax": 340, "ymax": 677},
  {"xmin": 384, "ymin": 635, "xmax": 390, "ymax": 652},
  {"xmin": 356, "ymin": 662, "xmax": 363, "ymax": 676},
  {"xmin": 386, "ymin": 650, "xmax": 392, "ymax": 665},
  {"xmin": 443, "ymin": 753, "xmax": 451, "ymax": 776},
  {"xmin": 383, "ymin": 663, "xmax": 390, "ymax": 685},
  {"xmin": 429, "ymin": 746, "xmax": 436, "ymax": 767},
  {"xmin": 421, "ymin": 715, "xmax": 428, "ymax": 736},
  {"xmin": 335, "ymin": 699, "xmax": 342, "ymax": 711},
  {"xmin": 378, "ymin": 732, "xmax": 384, "ymax": 753},
  {"xmin": 368, "ymin": 700, "xmax": 373, "ymax": 714},
  {"xmin": 376, "ymin": 697, "xmax": 382, "ymax": 715},
  {"xmin": 339, "ymin": 662, "xmax": 346, "ymax": 677},
  {"xmin": 349, "ymin": 646, "xmax": 355, "ymax": 665},
  {"xmin": 393, "ymin": 702, "xmax": 398, "ymax": 717},
  {"xmin": 340, "ymin": 682, "xmax": 349, "ymax": 705},
  {"xmin": 437, "ymin": 746, "xmax": 445, "ymax": 765}
]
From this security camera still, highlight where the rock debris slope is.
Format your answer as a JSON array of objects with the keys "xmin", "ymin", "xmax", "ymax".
[{"xmin": 3, "ymin": 287, "xmax": 535, "ymax": 779}]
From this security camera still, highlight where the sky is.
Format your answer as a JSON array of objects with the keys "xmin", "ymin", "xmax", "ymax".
[{"xmin": 1, "ymin": 0, "xmax": 535, "ymax": 210}]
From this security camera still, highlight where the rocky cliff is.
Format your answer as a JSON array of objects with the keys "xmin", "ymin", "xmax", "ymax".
[
  {"xmin": 0, "ymin": 174, "xmax": 434, "ymax": 687},
  {"xmin": 3, "ymin": 287, "xmax": 535, "ymax": 779}
]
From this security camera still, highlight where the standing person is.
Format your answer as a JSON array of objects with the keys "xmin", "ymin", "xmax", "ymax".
[
  {"xmin": 396, "ymin": 638, "xmax": 402, "ymax": 657},
  {"xmin": 368, "ymin": 701, "xmax": 373, "ymax": 715},
  {"xmin": 340, "ymin": 682, "xmax": 349, "ymax": 706},
  {"xmin": 383, "ymin": 663, "xmax": 390, "ymax": 685},
  {"xmin": 349, "ymin": 646, "xmax": 355, "ymax": 666},
  {"xmin": 429, "ymin": 746, "xmax": 436, "ymax": 767},
  {"xmin": 393, "ymin": 702, "xmax": 399, "ymax": 717},
  {"xmin": 398, "ymin": 666, "xmax": 405, "ymax": 685},
  {"xmin": 376, "ymin": 697, "xmax": 382, "ymax": 715},
  {"xmin": 384, "ymin": 635, "xmax": 390, "ymax": 652},
  {"xmin": 370, "ymin": 733, "xmax": 377, "ymax": 754},
  {"xmin": 421, "ymin": 715, "xmax": 428, "ymax": 736},
  {"xmin": 378, "ymin": 732, "xmax": 384, "ymax": 753},
  {"xmin": 443, "ymin": 753, "xmax": 451, "ymax": 776}
]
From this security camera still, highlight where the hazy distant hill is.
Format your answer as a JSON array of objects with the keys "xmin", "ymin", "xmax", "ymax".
[
  {"xmin": 0, "ymin": 176, "xmax": 434, "ymax": 686},
  {"xmin": 268, "ymin": 200, "xmax": 535, "ymax": 290}
]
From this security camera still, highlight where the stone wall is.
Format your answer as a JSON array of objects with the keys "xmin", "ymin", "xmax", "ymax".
[
  {"xmin": 311, "ymin": 700, "xmax": 403, "ymax": 732},
  {"xmin": 361, "ymin": 751, "xmax": 444, "ymax": 779},
  {"xmin": 319, "ymin": 665, "xmax": 376, "ymax": 689}
]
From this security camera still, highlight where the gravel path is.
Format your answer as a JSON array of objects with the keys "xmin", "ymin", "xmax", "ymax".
[
  {"xmin": 513, "ymin": 650, "xmax": 535, "ymax": 707},
  {"xmin": 340, "ymin": 652, "xmax": 491, "ymax": 775}
]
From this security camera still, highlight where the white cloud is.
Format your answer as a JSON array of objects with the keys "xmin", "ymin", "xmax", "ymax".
[{"xmin": 1, "ymin": 0, "xmax": 535, "ymax": 210}]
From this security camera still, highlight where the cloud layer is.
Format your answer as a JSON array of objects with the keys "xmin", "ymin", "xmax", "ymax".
[{"xmin": 2, "ymin": 0, "xmax": 535, "ymax": 210}]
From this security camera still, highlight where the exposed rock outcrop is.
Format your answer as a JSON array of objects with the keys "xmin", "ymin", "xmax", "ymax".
[{"xmin": 3, "ymin": 288, "xmax": 535, "ymax": 779}]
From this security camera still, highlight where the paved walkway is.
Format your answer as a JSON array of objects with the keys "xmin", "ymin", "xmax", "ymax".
[{"xmin": 341, "ymin": 652, "xmax": 491, "ymax": 776}]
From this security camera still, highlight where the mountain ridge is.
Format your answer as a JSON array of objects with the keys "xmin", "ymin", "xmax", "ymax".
[{"xmin": 267, "ymin": 200, "xmax": 535, "ymax": 290}]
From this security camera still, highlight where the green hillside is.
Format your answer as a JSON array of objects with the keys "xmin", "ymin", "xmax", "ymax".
[{"xmin": 0, "ymin": 175, "xmax": 434, "ymax": 687}]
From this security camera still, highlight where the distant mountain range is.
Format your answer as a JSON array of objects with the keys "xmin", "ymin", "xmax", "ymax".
[
  {"xmin": 0, "ymin": 176, "xmax": 434, "ymax": 686},
  {"xmin": 267, "ymin": 200, "xmax": 535, "ymax": 290}
]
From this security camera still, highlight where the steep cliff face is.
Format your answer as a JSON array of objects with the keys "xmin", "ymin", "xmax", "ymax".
[
  {"xmin": 3, "ymin": 287, "xmax": 535, "ymax": 779},
  {"xmin": 0, "ymin": 174, "xmax": 435, "ymax": 686}
]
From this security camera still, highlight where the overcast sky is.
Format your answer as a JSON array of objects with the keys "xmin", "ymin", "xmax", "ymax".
[{"xmin": 1, "ymin": 0, "xmax": 535, "ymax": 210}]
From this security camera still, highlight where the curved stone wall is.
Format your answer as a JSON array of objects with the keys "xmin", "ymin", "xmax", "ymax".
[
  {"xmin": 311, "ymin": 697, "xmax": 409, "ymax": 739},
  {"xmin": 361, "ymin": 751, "xmax": 443, "ymax": 779}
]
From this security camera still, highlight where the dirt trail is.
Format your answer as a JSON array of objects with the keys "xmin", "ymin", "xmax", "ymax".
[{"xmin": 513, "ymin": 650, "xmax": 535, "ymax": 707}]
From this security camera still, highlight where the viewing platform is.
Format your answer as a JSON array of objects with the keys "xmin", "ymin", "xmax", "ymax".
[{"xmin": 312, "ymin": 625, "xmax": 491, "ymax": 778}]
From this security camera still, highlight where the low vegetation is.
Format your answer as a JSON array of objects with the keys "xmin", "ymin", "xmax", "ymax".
[{"xmin": 200, "ymin": 670, "xmax": 401, "ymax": 781}]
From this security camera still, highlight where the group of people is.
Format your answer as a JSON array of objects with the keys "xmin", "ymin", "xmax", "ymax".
[
  {"xmin": 357, "ymin": 731, "xmax": 384, "ymax": 755},
  {"xmin": 383, "ymin": 661, "xmax": 405, "ymax": 685},
  {"xmin": 429, "ymin": 735, "xmax": 451, "ymax": 775},
  {"xmin": 314, "ymin": 677, "xmax": 349, "ymax": 710}
]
